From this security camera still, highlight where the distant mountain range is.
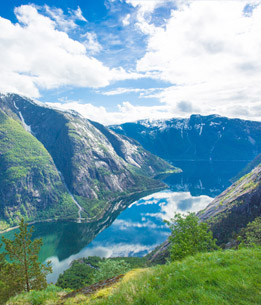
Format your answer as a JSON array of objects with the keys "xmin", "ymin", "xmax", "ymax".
[
  {"xmin": 110, "ymin": 115, "xmax": 261, "ymax": 162},
  {"xmin": 0, "ymin": 94, "xmax": 176, "ymax": 230}
]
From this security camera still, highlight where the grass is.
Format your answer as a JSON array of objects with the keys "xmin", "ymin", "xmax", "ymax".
[
  {"xmin": 6, "ymin": 285, "xmax": 70, "ymax": 305},
  {"xmin": 87, "ymin": 247, "xmax": 261, "ymax": 305},
  {"xmin": 7, "ymin": 247, "xmax": 261, "ymax": 305}
]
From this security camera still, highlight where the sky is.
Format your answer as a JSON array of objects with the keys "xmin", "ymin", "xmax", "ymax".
[{"xmin": 0, "ymin": 0, "xmax": 261, "ymax": 125}]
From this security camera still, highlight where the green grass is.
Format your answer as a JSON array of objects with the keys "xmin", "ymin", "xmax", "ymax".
[
  {"xmin": 0, "ymin": 111, "xmax": 54, "ymax": 182},
  {"xmin": 6, "ymin": 285, "xmax": 70, "ymax": 305},
  {"xmin": 88, "ymin": 247, "xmax": 261, "ymax": 305},
  {"xmin": 7, "ymin": 247, "xmax": 261, "ymax": 305}
]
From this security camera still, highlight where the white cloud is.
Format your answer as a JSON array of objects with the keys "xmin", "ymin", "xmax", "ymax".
[
  {"xmin": 122, "ymin": 13, "xmax": 131, "ymax": 26},
  {"xmin": 99, "ymin": 87, "xmax": 162, "ymax": 96},
  {"xmin": 71, "ymin": 6, "xmax": 87, "ymax": 22},
  {"xmin": 47, "ymin": 100, "xmax": 177, "ymax": 125},
  {"xmin": 44, "ymin": 5, "xmax": 77, "ymax": 31},
  {"xmin": 0, "ymin": 5, "xmax": 141, "ymax": 98},
  {"xmin": 82, "ymin": 32, "xmax": 102, "ymax": 54},
  {"xmin": 134, "ymin": 1, "xmax": 261, "ymax": 121}
]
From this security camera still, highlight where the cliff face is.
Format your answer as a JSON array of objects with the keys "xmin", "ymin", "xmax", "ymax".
[
  {"xmin": 110, "ymin": 115, "xmax": 261, "ymax": 162},
  {"xmin": 0, "ymin": 109, "xmax": 77, "ymax": 230},
  {"xmin": 198, "ymin": 164, "xmax": 261, "ymax": 244},
  {"xmin": 0, "ymin": 94, "xmax": 176, "ymax": 229}
]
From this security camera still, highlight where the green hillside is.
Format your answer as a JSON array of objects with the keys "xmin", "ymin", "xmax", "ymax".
[
  {"xmin": 0, "ymin": 110, "xmax": 77, "ymax": 230},
  {"xmin": 7, "ymin": 247, "xmax": 261, "ymax": 304}
]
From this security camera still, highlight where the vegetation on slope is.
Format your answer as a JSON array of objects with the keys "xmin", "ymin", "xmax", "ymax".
[
  {"xmin": 1, "ymin": 94, "xmax": 178, "ymax": 226},
  {"xmin": 199, "ymin": 164, "xmax": 261, "ymax": 245},
  {"xmin": 230, "ymin": 154, "xmax": 261, "ymax": 183},
  {"xmin": 7, "ymin": 247, "xmax": 261, "ymax": 305},
  {"xmin": 56, "ymin": 256, "xmax": 147, "ymax": 290},
  {"xmin": 0, "ymin": 110, "xmax": 77, "ymax": 230},
  {"xmin": 0, "ymin": 220, "xmax": 52, "ymax": 303}
]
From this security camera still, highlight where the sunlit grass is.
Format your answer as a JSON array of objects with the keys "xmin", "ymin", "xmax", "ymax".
[{"xmin": 9, "ymin": 247, "xmax": 260, "ymax": 304}]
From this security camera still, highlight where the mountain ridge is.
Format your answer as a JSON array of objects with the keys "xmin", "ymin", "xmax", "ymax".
[
  {"xmin": 110, "ymin": 114, "xmax": 261, "ymax": 162},
  {"xmin": 0, "ymin": 93, "xmax": 177, "ymax": 230}
]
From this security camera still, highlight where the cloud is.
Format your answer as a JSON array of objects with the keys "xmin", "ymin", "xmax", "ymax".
[
  {"xmin": 71, "ymin": 6, "xmax": 87, "ymax": 22},
  {"xmin": 47, "ymin": 100, "xmax": 177, "ymax": 125},
  {"xmin": 134, "ymin": 1, "xmax": 261, "ymax": 121},
  {"xmin": 99, "ymin": 87, "xmax": 163, "ymax": 96},
  {"xmin": 82, "ymin": 32, "xmax": 102, "ymax": 54},
  {"xmin": 122, "ymin": 13, "xmax": 131, "ymax": 26},
  {"xmin": 0, "ymin": 5, "xmax": 141, "ymax": 98}
]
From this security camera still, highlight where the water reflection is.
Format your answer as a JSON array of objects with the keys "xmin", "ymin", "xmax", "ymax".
[
  {"xmin": 47, "ymin": 190, "xmax": 213, "ymax": 282},
  {"xmin": 165, "ymin": 160, "xmax": 248, "ymax": 196},
  {"xmin": 0, "ymin": 160, "xmax": 248, "ymax": 283}
]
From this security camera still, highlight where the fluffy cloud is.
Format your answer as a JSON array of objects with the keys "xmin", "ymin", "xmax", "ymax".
[
  {"xmin": 134, "ymin": 1, "xmax": 261, "ymax": 120},
  {"xmin": 0, "ymin": 5, "xmax": 140, "ymax": 98},
  {"xmin": 47, "ymin": 100, "xmax": 176, "ymax": 125}
]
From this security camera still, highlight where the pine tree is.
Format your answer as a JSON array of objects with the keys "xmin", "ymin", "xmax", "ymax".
[{"xmin": 1, "ymin": 218, "xmax": 52, "ymax": 292}]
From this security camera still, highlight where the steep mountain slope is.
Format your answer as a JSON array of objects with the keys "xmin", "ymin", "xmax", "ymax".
[
  {"xmin": 230, "ymin": 153, "xmax": 261, "ymax": 183},
  {"xmin": 110, "ymin": 115, "xmax": 261, "ymax": 161},
  {"xmin": 0, "ymin": 94, "xmax": 176, "ymax": 229},
  {"xmin": 199, "ymin": 164, "xmax": 261, "ymax": 244},
  {"xmin": 0, "ymin": 109, "xmax": 77, "ymax": 230}
]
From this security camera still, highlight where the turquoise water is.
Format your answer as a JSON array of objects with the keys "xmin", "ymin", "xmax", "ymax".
[{"xmin": 0, "ymin": 160, "xmax": 248, "ymax": 283}]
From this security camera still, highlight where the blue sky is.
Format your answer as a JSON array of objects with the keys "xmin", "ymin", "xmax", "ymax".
[{"xmin": 0, "ymin": 0, "xmax": 261, "ymax": 124}]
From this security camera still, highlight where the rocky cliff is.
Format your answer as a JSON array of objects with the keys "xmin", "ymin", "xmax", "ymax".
[{"xmin": 0, "ymin": 94, "xmax": 176, "ymax": 230}]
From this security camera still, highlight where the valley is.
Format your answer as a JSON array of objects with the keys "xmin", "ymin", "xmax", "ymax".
[
  {"xmin": 0, "ymin": 159, "xmax": 249, "ymax": 283},
  {"xmin": 0, "ymin": 93, "xmax": 176, "ymax": 230},
  {"xmin": 0, "ymin": 93, "xmax": 260, "ymax": 290}
]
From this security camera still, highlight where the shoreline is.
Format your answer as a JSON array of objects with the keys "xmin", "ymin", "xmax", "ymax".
[{"xmin": 0, "ymin": 185, "xmax": 168, "ymax": 235}]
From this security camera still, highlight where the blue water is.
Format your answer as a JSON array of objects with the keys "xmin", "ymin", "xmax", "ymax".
[{"xmin": 1, "ymin": 160, "xmax": 248, "ymax": 283}]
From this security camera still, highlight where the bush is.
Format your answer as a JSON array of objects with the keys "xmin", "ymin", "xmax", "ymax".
[
  {"xmin": 166, "ymin": 213, "xmax": 218, "ymax": 261},
  {"xmin": 92, "ymin": 260, "xmax": 131, "ymax": 283},
  {"xmin": 238, "ymin": 216, "xmax": 261, "ymax": 247}
]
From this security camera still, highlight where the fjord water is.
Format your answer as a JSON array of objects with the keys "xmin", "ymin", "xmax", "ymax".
[{"xmin": 1, "ymin": 160, "xmax": 248, "ymax": 283}]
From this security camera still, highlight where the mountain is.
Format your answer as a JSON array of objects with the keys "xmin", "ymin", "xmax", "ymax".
[
  {"xmin": 198, "ymin": 163, "xmax": 261, "ymax": 244},
  {"xmin": 230, "ymin": 153, "xmax": 261, "ymax": 183},
  {"xmin": 110, "ymin": 115, "xmax": 261, "ymax": 162},
  {"xmin": 0, "ymin": 94, "xmax": 177, "ymax": 230}
]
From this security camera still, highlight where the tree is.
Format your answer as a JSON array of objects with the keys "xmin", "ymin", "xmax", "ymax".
[
  {"xmin": 1, "ymin": 218, "xmax": 52, "ymax": 293},
  {"xmin": 238, "ymin": 216, "xmax": 261, "ymax": 247},
  {"xmin": 166, "ymin": 213, "xmax": 218, "ymax": 261}
]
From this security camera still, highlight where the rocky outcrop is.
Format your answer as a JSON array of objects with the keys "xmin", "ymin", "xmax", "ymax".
[{"xmin": 110, "ymin": 115, "xmax": 261, "ymax": 162}]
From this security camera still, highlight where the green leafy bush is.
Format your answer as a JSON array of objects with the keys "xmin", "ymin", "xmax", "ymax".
[
  {"xmin": 238, "ymin": 216, "xmax": 261, "ymax": 247},
  {"xmin": 166, "ymin": 213, "xmax": 218, "ymax": 261},
  {"xmin": 92, "ymin": 260, "xmax": 131, "ymax": 283}
]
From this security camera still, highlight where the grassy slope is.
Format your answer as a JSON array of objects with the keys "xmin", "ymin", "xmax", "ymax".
[
  {"xmin": 0, "ymin": 110, "xmax": 77, "ymax": 229},
  {"xmin": 8, "ymin": 247, "xmax": 261, "ymax": 305}
]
